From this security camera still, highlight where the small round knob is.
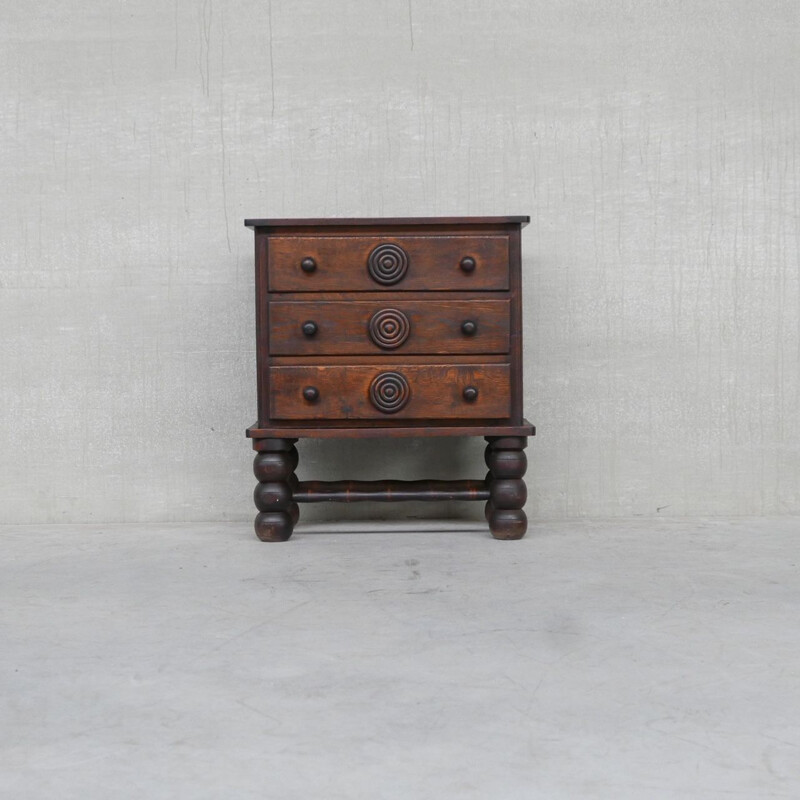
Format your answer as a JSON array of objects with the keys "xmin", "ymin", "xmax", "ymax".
[
  {"xmin": 301, "ymin": 321, "xmax": 318, "ymax": 337},
  {"xmin": 461, "ymin": 320, "xmax": 477, "ymax": 336},
  {"xmin": 302, "ymin": 386, "xmax": 319, "ymax": 402},
  {"xmin": 460, "ymin": 256, "xmax": 476, "ymax": 273},
  {"xmin": 463, "ymin": 386, "xmax": 479, "ymax": 403},
  {"xmin": 300, "ymin": 257, "xmax": 317, "ymax": 273}
]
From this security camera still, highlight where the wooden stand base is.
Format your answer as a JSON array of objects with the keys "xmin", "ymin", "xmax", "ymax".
[{"xmin": 250, "ymin": 434, "xmax": 529, "ymax": 541}]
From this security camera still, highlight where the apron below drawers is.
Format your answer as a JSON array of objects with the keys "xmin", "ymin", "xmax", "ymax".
[{"xmin": 269, "ymin": 364, "xmax": 510, "ymax": 420}]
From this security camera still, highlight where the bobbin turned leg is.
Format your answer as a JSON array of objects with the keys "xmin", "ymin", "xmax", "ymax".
[
  {"xmin": 253, "ymin": 438, "xmax": 299, "ymax": 542},
  {"xmin": 484, "ymin": 436, "xmax": 528, "ymax": 540}
]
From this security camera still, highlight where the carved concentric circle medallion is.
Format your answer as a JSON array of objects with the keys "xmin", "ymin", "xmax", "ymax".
[
  {"xmin": 368, "ymin": 308, "xmax": 410, "ymax": 349},
  {"xmin": 367, "ymin": 243, "xmax": 409, "ymax": 285},
  {"xmin": 369, "ymin": 371, "xmax": 410, "ymax": 414}
]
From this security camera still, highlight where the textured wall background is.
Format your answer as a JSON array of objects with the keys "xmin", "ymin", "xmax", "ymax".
[{"xmin": 1, "ymin": 0, "xmax": 798, "ymax": 524}]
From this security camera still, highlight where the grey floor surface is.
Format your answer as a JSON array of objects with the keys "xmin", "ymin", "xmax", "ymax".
[{"xmin": 1, "ymin": 517, "xmax": 799, "ymax": 799}]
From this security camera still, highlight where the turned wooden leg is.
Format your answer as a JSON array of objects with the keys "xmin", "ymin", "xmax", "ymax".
[
  {"xmin": 484, "ymin": 436, "xmax": 528, "ymax": 540},
  {"xmin": 252, "ymin": 438, "xmax": 299, "ymax": 542}
]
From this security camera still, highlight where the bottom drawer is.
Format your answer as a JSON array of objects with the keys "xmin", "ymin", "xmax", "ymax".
[{"xmin": 270, "ymin": 364, "xmax": 510, "ymax": 420}]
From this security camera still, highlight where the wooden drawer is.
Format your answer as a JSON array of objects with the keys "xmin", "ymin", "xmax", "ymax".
[
  {"xmin": 268, "ymin": 299, "xmax": 510, "ymax": 355},
  {"xmin": 267, "ymin": 235, "xmax": 509, "ymax": 291},
  {"xmin": 269, "ymin": 364, "xmax": 510, "ymax": 420}
]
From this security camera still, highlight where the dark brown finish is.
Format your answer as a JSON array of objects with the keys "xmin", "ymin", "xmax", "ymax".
[
  {"xmin": 295, "ymin": 480, "xmax": 490, "ymax": 503},
  {"xmin": 484, "ymin": 437, "xmax": 528, "ymax": 540},
  {"xmin": 269, "ymin": 299, "xmax": 510, "ymax": 356},
  {"xmin": 368, "ymin": 371, "xmax": 411, "ymax": 414},
  {"xmin": 368, "ymin": 308, "xmax": 411, "ymax": 349},
  {"xmin": 270, "ymin": 353, "xmax": 510, "ymax": 365},
  {"xmin": 269, "ymin": 364, "xmax": 510, "ymax": 420},
  {"xmin": 367, "ymin": 243, "xmax": 410, "ymax": 285},
  {"xmin": 508, "ymin": 227, "xmax": 524, "ymax": 422},
  {"xmin": 267, "ymin": 235, "xmax": 510, "ymax": 292},
  {"xmin": 246, "ymin": 216, "xmax": 532, "ymax": 539},
  {"xmin": 253, "ymin": 439, "xmax": 298, "ymax": 541},
  {"xmin": 246, "ymin": 216, "xmax": 530, "ymax": 229},
  {"xmin": 248, "ymin": 420, "xmax": 535, "ymax": 440},
  {"xmin": 302, "ymin": 386, "xmax": 319, "ymax": 403}
]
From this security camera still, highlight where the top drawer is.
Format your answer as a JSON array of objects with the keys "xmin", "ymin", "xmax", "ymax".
[{"xmin": 267, "ymin": 235, "xmax": 509, "ymax": 292}]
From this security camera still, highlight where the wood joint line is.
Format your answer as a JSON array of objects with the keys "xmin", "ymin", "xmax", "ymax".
[{"xmin": 294, "ymin": 479, "xmax": 490, "ymax": 503}]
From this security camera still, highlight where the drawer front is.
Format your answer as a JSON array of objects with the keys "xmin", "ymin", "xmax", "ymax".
[
  {"xmin": 267, "ymin": 236, "xmax": 509, "ymax": 291},
  {"xmin": 270, "ymin": 364, "xmax": 510, "ymax": 420},
  {"xmin": 269, "ymin": 299, "xmax": 510, "ymax": 355}
]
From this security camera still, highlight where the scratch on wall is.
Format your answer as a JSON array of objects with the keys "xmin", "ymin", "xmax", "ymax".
[
  {"xmin": 198, "ymin": 0, "xmax": 212, "ymax": 96},
  {"xmin": 219, "ymin": 8, "xmax": 230, "ymax": 253},
  {"xmin": 268, "ymin": 0, "xmax": 275, "ymax": 116},
  {"xmin": 174, "ymin": 0, "xmax": 179, "ymax": 70}
]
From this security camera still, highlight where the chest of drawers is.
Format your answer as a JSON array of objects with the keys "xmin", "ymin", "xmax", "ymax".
[{"xmin": 245, "ymin": 216, "xmax": 535, "ymax": 540}]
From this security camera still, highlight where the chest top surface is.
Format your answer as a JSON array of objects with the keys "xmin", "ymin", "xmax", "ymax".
[{"xmin": 245, "ymin": 216, "xmax": 530, "ymax": 229}]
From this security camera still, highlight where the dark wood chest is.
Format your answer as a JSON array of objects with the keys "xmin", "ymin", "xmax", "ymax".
[{"xmin": 245, "ymin": 216, "xmax": 534, "ymax": 540}]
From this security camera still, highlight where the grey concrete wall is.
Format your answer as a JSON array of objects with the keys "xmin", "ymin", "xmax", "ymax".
[{"xmin": 1, "ymin": 0, "xmax": 798, "ymax": 524}]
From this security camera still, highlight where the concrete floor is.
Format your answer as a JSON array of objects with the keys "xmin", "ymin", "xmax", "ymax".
[{"xmin": 1, "ymin": 518, "xmax": 799, "ymax": 799}]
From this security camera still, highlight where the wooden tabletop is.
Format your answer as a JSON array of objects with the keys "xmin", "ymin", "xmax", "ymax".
[{"xmin": 244, "ymin": 216, "xmax": 530, "ymax": 229}]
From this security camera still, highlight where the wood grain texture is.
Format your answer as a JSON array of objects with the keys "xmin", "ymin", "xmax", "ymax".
[
  {"xmin": 484, "ymin": 436, "xmax": 529, "ymax": 539},
  {"xmin": 248, "ymin": 421, "xmax": 536, "ymax": 440},
  {"xmin": 246, "ymin": 216, "xmax": 530, "ymax": 229},
  {"xmin": 269, "ymin": 364, "xmax": 511, "ymax": 420},
  {"xmin": 255, "ymin": 232, "xmax": 269, "ymax": 423},
  {"xmin": 268, "ymin": 299, "xmax": 510, "ymax": 355},
  {"xmin": 252, "ymin": 439, "xmax": 298, "ymax": 541},
  {"xmin": 267, "ymin": 235, "xmax": 509, "ymax": 291},
  {"xmin": 294, "ymin": 479, "xmax": 490, "ymax": 503},
  {"xmin": 248, "ymin": 216, "xmax": 530, "ymax": 536},
  {"xmin": 508, "ymin": 226, "xmax": 524, "ymax": 423},
  {"xmin": 269, "ymin": 354, "xmax": 509, "ymax": 365}
]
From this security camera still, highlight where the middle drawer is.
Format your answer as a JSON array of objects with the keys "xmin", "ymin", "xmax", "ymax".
[{"xmin": 268, "ymin": 299, "xmax": 510, "ymax": 355}]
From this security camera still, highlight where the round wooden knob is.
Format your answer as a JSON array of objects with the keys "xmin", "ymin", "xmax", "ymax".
[
  {"xmin": 460, "ymin": 256, "xmax": 476, "ymax": 273},
  {"xmin": 368, "ymin": 308, "xmax": 410, "ymax": 349},
  {"xmin": 302, "ymin": 386, "xmax": 319, "ymax": 402},
  {"xmin": 367, "ymin": 244, "xmax": 409, "ymax": 285},
  {"xmin": 302, "ymin": 321, "xmax": 318, "ymax": 337},
  {"xmin": 300, "ymin": 257, "xmax": 317, "ymax": 273},
  {"xmin": 461, "ymin": 320, "xmax": 477, "ymax": 336},
  {"xmin": 369, "ymin": 371, "xmax": 411, "ymax": 414},
  {"xmin": 463, "ymin": 386, "xmax": 479, "ymax": 402}
]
